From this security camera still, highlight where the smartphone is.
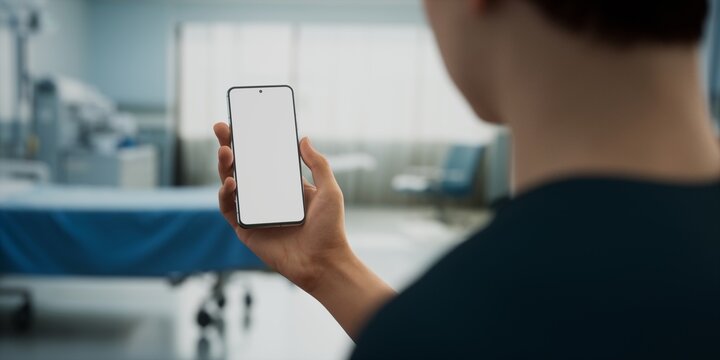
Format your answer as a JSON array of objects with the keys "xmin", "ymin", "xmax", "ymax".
[{"xmin": 227, "ymin": 85, "xmax": 305, "ymax": 228}]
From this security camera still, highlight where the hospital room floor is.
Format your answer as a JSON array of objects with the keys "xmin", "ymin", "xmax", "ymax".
[{"xmin": 0, "ymin": 206, "xmax": 490, "ymax": 360}]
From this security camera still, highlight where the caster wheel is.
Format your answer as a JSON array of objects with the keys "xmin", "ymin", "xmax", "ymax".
[
  {"xmin": 12, "ymin": 302, "xmax": 33, "ymax": 333},
  {"xmin": 242, "ymin": 293, "xmax": 253, "ymax": 330},
  {"xmin": 196, "ymin": 308, "xmax": 212, "ymax": 328},
  {"xmin": 216, "ymin": 294, "xmax": 226, "ymax": 309}
]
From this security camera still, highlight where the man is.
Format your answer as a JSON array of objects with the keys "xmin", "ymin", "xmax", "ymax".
[{"xmin": 214, "ymin": 0, "xmax": 720, "ymax": 358}]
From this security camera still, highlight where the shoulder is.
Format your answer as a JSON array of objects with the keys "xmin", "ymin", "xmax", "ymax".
[
  {"xmin": 351, "ymin": 181, "xmax": 576, "ymax": 359},
  {"xmin": 351, "ymin": 226, "xmax": 519, "ymax": 359},
  {"xmin": 352, "ymin": 177, "xmax": 720, "ymax": 359}
]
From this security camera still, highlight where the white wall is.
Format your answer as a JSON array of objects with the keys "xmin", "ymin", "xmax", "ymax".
[
  {"xmin": 2, "ymin": 0, "xmax": 89, "ymax": 122},
  {"xmin": 30, "ymin": 0, "xmax": 89, "ymax": 80},
  {"xmin": 0, "ymin": 0, "xmax": 88, "ymax": 144},
  {"xmin": 85, "ymin": 0, "xmax": 425, "ymax": 108}
]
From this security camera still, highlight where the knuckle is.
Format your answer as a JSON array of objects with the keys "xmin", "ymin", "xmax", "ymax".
[
  {"xmin": 315, "ymin": 154, "xmax": 330, "ymax": 168},
  {"xmin": 328, "ymin": 186, "xmax": 343, "ymax": 199}
]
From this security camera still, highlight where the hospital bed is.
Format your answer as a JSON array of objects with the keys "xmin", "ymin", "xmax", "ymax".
[{"xmin": 0, "ymin": 182, "xmax": 264, "ymax": 331}]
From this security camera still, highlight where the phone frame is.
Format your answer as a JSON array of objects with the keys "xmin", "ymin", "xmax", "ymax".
[{"xmin": 226, "ymin": 84, "xmax": 306, "ymax": 229}]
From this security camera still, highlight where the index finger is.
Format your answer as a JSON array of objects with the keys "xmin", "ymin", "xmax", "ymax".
[
  {"xmin": 214, "ymin": 122, "xmax": 231, "ymax": 147},
  {"xmin": 218, "ymin": 177, "xmax": 252, "ymax": 242}
]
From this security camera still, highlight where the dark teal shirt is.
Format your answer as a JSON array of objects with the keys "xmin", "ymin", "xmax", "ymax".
[{"xmin": 352, "ymin": 177, "xmax": 720, "ymax": 359}]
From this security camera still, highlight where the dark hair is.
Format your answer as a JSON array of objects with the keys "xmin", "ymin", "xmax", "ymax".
[{"xmin": 526, "ymin": 0, "xmax": 709, "ymax": 45}]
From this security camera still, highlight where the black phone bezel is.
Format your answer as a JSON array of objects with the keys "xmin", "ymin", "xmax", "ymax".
[{"xmin": 226, "ymin": 84, "xmax": 306, "ymax": 229}]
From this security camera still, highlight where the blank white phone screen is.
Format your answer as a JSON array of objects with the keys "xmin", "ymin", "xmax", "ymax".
[{"xmin": 228, "ymin": 86, "xmax": 304, "ymax": 226}]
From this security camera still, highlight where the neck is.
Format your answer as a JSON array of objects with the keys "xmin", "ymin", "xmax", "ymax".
[{"xmin": 491, "ymin": 6, "xmax": 720, "ymax": 194}]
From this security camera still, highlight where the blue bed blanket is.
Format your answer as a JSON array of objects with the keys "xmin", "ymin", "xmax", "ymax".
[{"xmin": 0, "ymin": 185, "xmax": 264, "ymax": 276}]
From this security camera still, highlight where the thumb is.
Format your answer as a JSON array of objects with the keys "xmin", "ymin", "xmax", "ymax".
[{"xmin": 299, "ymin": 137, "xmax": 337, "ymax": 190}]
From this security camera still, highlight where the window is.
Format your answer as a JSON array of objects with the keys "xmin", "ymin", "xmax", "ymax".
[{"xmin": 177, "ymin": 22, "xmax": 500, "ymax": 144}]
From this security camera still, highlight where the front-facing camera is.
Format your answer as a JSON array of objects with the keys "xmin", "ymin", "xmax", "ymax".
[{"xmin": 259, "ymin": 89, "xmax": 263, "ymax": 93}]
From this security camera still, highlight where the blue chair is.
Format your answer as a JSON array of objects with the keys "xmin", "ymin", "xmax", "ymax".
[{"xmin": 392, "ymin": 144, "xmax": 485, "ymax": 222}]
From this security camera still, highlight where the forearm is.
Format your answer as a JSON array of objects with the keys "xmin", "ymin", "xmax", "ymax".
[{"xmin": 309, "ymin": 250, "xmax": 396, "ymax": 341}]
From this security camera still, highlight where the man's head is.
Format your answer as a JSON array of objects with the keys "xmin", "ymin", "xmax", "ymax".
[{"xmin": 423, "ymin": 0, "xmax": 709, "ymax": 123}]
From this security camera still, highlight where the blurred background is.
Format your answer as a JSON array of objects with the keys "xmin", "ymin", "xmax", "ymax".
[{"xmin": 0, "ymin": 0, "xmax": 718, "ymax": 359}]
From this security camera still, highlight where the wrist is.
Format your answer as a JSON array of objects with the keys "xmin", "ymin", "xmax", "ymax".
[
  {"xmin": 306, "ymin": 244, "xmax": 396, "ymax": 340},
  {"xmin": 306, "ymin": 242, "xmax": 360, "ymax": 296}
]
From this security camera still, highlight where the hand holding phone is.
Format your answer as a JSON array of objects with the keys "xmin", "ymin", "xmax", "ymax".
[
  {"xmin": 214, "ymin": 119, "xmax": 351, "ymax": 291},
  {"xmin": 217, "ymin": 85, "xmax": 394, "ymax": 340},
  {"xmin": 215, "ymin": 122, "xmax": 395, "ymax": 340}
]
